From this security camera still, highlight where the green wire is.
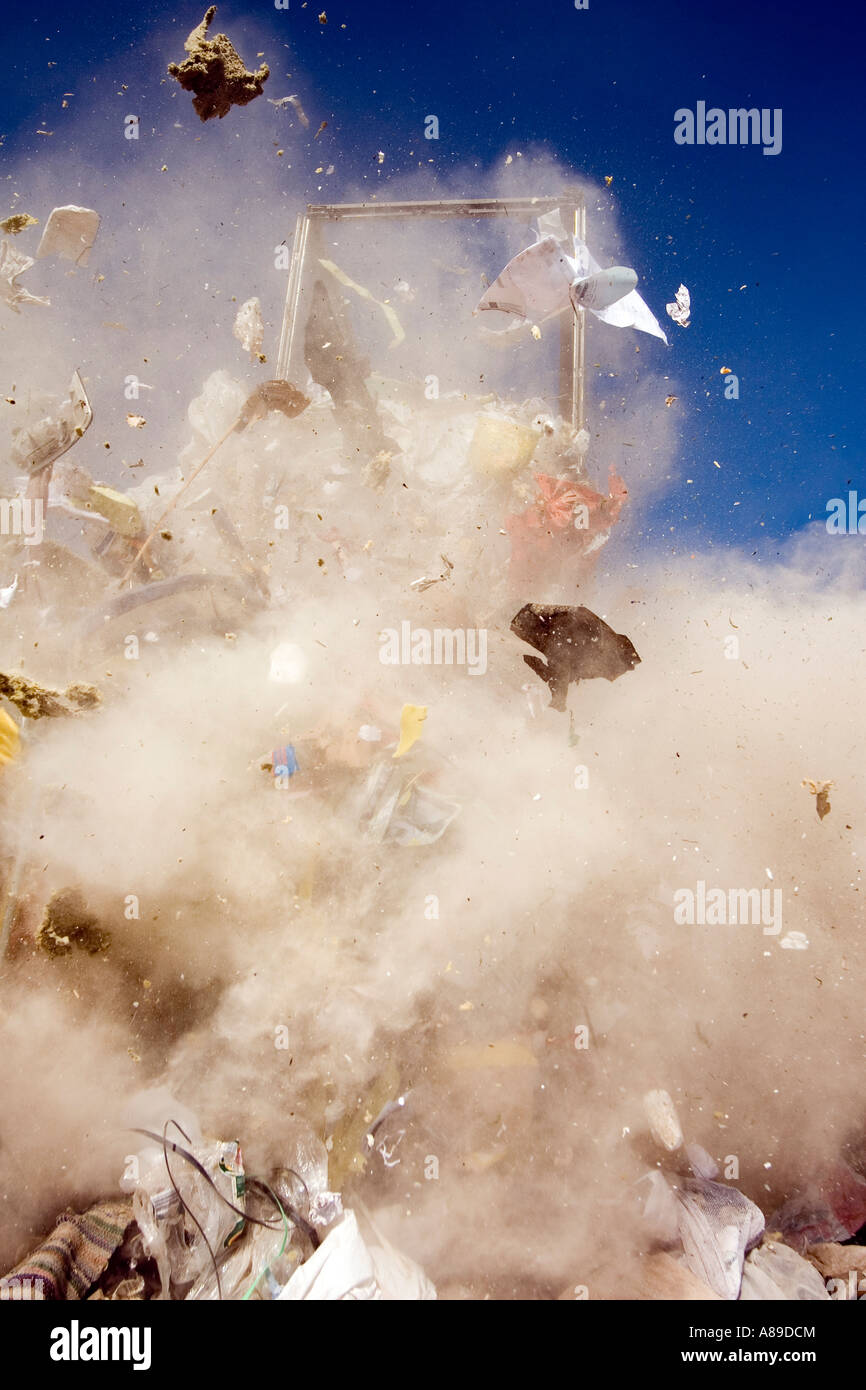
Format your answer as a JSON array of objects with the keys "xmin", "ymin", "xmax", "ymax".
[{"xmin": 241, "ymin": 1192, "xmax": 289, "ymax": 1301}]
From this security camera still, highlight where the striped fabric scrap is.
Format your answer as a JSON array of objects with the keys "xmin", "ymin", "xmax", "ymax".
[{"xmin": 0, "ymin": 1197, "xmax": 133, "ymax": 1300}]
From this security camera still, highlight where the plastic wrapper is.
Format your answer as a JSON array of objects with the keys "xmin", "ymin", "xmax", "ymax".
[
  {"xmin": 124, "ymin": 1118, "xmax": 247, "ymax": 1295},
  {"xmin": 9, "ymin": 370, "xmax": 92, "ymax": 478},
  {"xmin": 0, "ymin": 237, "xmax": 50, "ymax": 313},
  {"xmin": 675, "ymin": 1178, "xmax": 764, "ymax": 1300},
  {"xmin": 740, "ymin": 1239, "xmax": 830, "ymax": 1301},
  {"xmin": 358, "ymin": 759, "xmax": 461, "ymax": 847},
  {"xmin": 277, "ymin": 1208, "xmax": 436, "ymax": 1301}
]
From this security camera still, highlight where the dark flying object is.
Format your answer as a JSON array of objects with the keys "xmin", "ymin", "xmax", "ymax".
[{"xmin": 511, "ymin": 603, "xmax": 641, "ymax": 712}]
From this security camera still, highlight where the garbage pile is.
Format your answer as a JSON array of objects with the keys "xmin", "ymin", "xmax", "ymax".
[
  {"xmin": 1, "ymin": 183, "xmax": 862, "ymax": 1301},
  {"xmin": 0, "ymin": 1093, "xmax": 433, "ymax": 1301},
  {"xmin": 617, "ymin": 1090, "xmax": 866, "ymax": 1301}
]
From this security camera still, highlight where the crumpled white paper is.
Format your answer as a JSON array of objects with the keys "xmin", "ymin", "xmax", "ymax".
[
  {"xmin": 474, "ymin": 208, "xmax": 668, "ymax": 344},
  {"xmin": 666, "ymin": 283, "xmax": 691, "ymax": 327}
]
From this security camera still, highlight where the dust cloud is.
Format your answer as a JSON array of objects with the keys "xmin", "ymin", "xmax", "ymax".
[{"xmin": 0, "ymin": 67, "xmax": 862, "ymax": 1298}]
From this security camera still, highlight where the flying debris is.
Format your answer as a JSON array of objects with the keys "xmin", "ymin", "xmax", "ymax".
[
  {"xmin": 0, "ymin": 671, "xmax": 101, "ymax": 720},
  {"xmin": 10, "ymin": 368, "xmax": 92, "ymax": 506},
  {"xmin": 0, "ymin": 239, "xmax": 50, "ymax": 313},
  {"xmin": 802, "ymin": 779, "xmax": 833, "ymax": 821},
  {"xmin": 233, "ymin": 296, "xmax": 265, "ymax": 361},
  {"xmin": 510, "ymin": 604, "xmax": 641, "ymax": 712},
  {"xmin": 476, "ymin": 208, "xmax": 668, "ymax": 343},
  {"xmin": 168, "ymin": 6, "xmax": 269, "ymax": 121},
  {"xmin": 570, "ymin": 265, "xmax": 638, "ymax": 311},
  {"xmin": 36, "ymin": 206, "xmax": 100, "ymax": 266},
  {"xmin": 236, "ymin": 379, "xmax": 309, "ymax": 431},
  {"xmin": 666, "ymin": 284, "xmax": 691, "ymax": 327},
  {"xmin": 268, "ymin": 94, "xmax": 310, "ymax": 126},
  {"xmin": 0, "ymin": 213, "xmax": 39, "ymax": 235}
]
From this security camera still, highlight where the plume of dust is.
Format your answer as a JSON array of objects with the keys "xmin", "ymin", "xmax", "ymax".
[{"xmin": 0, "ymin": 140, "xmax": 863, "ymax": 1296}]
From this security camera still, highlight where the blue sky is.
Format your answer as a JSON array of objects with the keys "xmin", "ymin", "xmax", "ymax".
[{"xmin": 1, "ymin": 0, "xmax": 860, "ymax": 559}]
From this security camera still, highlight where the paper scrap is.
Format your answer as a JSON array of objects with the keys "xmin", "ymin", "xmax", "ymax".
[
  {"xmin": 36, "ymin": 206, "xmax": 100, "ymax": 266},
  {"xmin": 666, "ymin": 283, "xmax": 691, "ymax": 328},
  {"xmin": 476, "ymin": 215, "xmax": 668, "ymax": 344}
]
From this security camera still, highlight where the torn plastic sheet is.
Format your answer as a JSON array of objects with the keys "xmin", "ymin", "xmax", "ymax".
[
  {"xmin": 739, "ymin": 1239, "xmax": 830, "ymax": 1301},
  {"xmin": 36, "ymin": 206, "xmax": 100, "ymax": 267},
  {"xmin": 358, "ymin": 759, "xmax": 461, "ymax": 847},
  {"xmin": 268, "ymin": 94, "xmax": 310, "ymax": 127},
  {"xmin": 475, "ymin": 208, "xmax": 668, "ymax": 343},
  {"xmin": 125, "ymin": 1129, "xmax": 248, "ymax": 1294},
  {"xmin": 9, "ymin": 369, "xmax": 93, "ymax": 479},
  {"xmin": 675, "ymin": 1178, "xmax": 765, "ymax": 1300},
  {"xmin": 0, "ymin": 238, "xmax": 50, "ymax": 313},
  {"xmin": 277, "ymin": 1207, "xmax": 436, "ymax": 1300}
]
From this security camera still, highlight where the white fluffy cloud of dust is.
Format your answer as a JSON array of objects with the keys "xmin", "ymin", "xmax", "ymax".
[{"xmin": 0, "ymin": 103, "xmax": 863, "ymax": 1302}]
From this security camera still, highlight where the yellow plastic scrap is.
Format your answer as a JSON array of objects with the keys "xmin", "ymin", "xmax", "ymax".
[
  {"xmin": 318, "ymin": 258, "xmax": 406, "ymax": 349},
  {"xmin": 87, "ymin": 485, "xmax": 143, "ymax": 539},
  {"xmin": 0, "ymin": 707, "xmax": 20, "ymax": 766},
  {"xmin": 393, "ymin": 704, "xmax": 427, "ymax": 758},
  {"xmin": 467, "ymin": 414, "xmax": 538, "ymax": 477}
]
